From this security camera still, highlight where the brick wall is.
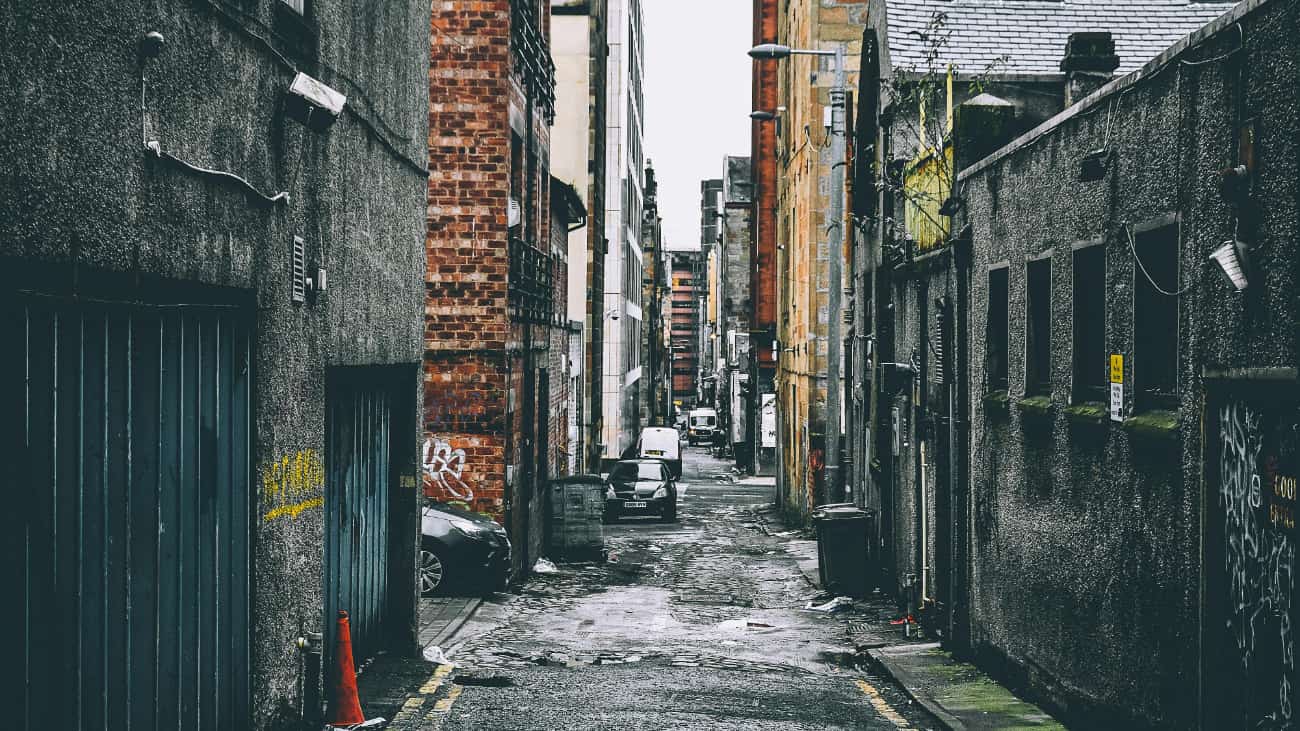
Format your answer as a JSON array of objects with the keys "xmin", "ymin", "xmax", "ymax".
[{"xmin": 424, "ymin": 1, "xmax": 513, "ymax": 520}]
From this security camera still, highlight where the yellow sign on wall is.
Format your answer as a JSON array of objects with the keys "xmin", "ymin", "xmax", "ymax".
[{"xmin": 1110, "ymin": 354, "xmax": 1124, "ymax": 383}]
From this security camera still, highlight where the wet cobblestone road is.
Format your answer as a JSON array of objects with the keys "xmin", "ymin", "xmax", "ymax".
[{"xmin": 386, "ymin": 447, "xmax": 940, "ymax": 730}]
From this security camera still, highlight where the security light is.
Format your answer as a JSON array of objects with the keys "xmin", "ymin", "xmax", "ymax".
[
  {"xmin": 1209, "ymin": 239, "xmax": 1250, "ymax": 291},
  {"xmin": 1078, "ymin": 149, "xmax": 1109, "ymax": 182},
  {"xmin": 285, "ymin": 72, "xmax": 346, "ymax": 132}
]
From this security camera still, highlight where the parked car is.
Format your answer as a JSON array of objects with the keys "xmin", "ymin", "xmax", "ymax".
[
  {"xmin": 636, "ymin": 426, "xmax": 682, "ymax": 478},
  {"xmin": 604, "ymin": 459, "xmax": 678, "ymax": 523},
  {"xmin": 421, "ymin": 500, "xmax": 511, "ymax": 596},
  {"xmin": 686, "ymin": 408, "xmax": 717, "ymax": 446}
]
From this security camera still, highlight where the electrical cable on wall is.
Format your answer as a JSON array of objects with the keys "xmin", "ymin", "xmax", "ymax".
[
  {"xmin": 146, "ymin": 141, "xmax": 291, "ymax": 206},
  {"xmin": 1125, "ymin": 223, "xmax": 1193, "ymax": 297},
  {"xmin": 140, "ymin": 33, "xmax": 290, "ymax": 207}
]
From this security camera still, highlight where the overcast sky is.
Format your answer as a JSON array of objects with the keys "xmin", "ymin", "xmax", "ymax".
[{"xmin": 643, "ymin": 0, "xmax": 752, "ymax": 251}]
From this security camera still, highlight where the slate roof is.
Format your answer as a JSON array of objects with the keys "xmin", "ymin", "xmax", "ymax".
[{"xmin": 885, "ymin": 0, "xmax": 1241, "ymax": 76}]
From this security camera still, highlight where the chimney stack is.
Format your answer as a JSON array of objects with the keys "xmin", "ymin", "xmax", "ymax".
[{"xmin": 1061, "ymin": 32, "xmax": 1120, "ymax": 106}]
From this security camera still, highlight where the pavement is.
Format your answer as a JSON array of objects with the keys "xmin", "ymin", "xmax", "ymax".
[
  {"xmin": 757, "ymin": 502, "xmax": 1065, "ymax": 731},
  {"xmin": 348, "ymin": 448, "xmax": 1065, "ymax": 730}
]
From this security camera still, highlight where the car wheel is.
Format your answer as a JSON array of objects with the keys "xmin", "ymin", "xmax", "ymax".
[
  {"xmin": 420, "ymin": 544, "xmax": 447, "ymax": 596},
  {"xmin": 661, "ymin": 501, "xmax": 677, "ymax": 523}
]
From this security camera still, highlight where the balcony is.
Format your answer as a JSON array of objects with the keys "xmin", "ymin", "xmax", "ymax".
[{"xmin": 509, "ymin": 236, "xmax": 554, "ymax": 324}]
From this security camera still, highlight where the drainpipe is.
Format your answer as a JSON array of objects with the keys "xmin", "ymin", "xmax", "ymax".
[
  {"xmin": 297, "ymin": 630, "xmax": 323, "ymax": 724},
  {"xmin": 919, "ymin": 440, "xmax": 929, "ymax": 608}
]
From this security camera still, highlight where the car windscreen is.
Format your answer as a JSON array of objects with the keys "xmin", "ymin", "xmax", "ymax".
[{"xmin": 610, "ymin": 463, "xmax": 664, "ymax": 481}]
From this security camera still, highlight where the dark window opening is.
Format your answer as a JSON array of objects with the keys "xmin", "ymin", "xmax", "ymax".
[
  {"xmin": 1133, "ymin": 224, "xmax": 1179, "ymax": 409},
  {"xmin": 1072, "ymin": 245, "xmax": 1105, "ymax": 403},
  {"xmin": 1025, "ymin": 257, "xmax": 1051, "ymax": 396},
  {"xmin": 986, "ymin": 267, "xmax": 1008, "ymax": 391}
]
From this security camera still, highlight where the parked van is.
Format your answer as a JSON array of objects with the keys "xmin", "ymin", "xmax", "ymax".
[
  {"xmin": 687, "ymin": 408, "xmax": 718, "ymax": 446},
  {"xmin": 637, "ymin": 426, "xmax": 682, "ymax": 478}
]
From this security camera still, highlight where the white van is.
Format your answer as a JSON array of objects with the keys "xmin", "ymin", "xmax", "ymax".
[
  {"xmin": 687, "ymin": 408, "xmax": 718, "ymax": 446},
  {"xmin": 637, "ymin": 427, "xmax": 682, "ymax": 478}
]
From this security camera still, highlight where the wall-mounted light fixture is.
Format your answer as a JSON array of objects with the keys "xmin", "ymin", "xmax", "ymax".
[
  {"xmin": 1078, "ymin": 148, "xmax": 1110, "ymax": 181},
  {"xmin": 1209, "ymin": 238, "xmax": 1250, "ymax": 291},
  {"xmin": 285, "ymin": 72, "xmax": 346, "ymax": 132}
]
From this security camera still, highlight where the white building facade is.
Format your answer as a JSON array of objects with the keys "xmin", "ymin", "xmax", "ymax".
[{"xmin": 600, "ymin": 0, "xmax": 646, "ymax": 463}]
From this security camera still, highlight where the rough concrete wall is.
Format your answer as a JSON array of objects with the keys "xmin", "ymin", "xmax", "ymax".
[
  {"xmin": 957, "ymin": 0, "xmax": 1300, "ymax": 725},
  {"xmin": 0, "ymin": 1, "xmax": 429, "ymax": 727}
]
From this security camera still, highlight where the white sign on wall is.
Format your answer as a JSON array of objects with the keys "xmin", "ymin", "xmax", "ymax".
[
  {"xmin": 1109, "ymin": 353, "xmax": 1124, "ymax": 422},
  {"xmin": 760, "ymin": 394, "xmax": 776, "ymax": 448}
]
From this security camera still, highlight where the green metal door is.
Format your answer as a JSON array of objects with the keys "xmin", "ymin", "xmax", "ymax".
[
  {"xmin": 8, "ymin": 292, "xmax": 253, "ymax": 731},
  {"xmin": 323, "ymin": 372, "xmax": 393, "ymax": 670}
]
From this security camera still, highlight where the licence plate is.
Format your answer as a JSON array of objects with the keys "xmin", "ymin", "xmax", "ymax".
[
  {"xmin": 624, "ymin": 501, "xmax": 647, "ymax": 509},
  {"xmin": 647, "ymin": 450, "xmax": 664, "ymax": 456}
]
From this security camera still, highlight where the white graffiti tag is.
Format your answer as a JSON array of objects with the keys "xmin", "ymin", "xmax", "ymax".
[
  {"xmin": 423, "ymin": 437, "xmax": 474, "ymax": 502},
  {"xmin": 1219, "ymin": 401, "xmax": 1295, "ymax": 725}
]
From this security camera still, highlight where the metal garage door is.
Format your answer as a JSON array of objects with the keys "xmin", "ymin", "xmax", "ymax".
[
  {"xmin": 10, "ymin": 294, "xmax": 253, "ymax": 731},
  {"xmin": 323, "ymin": 374, "xmax": 393, "ymax": 669}
]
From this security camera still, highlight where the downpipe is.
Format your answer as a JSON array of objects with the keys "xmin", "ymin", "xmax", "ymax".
[{"xmin": 298, "ymin": 630, "xmax": 324, "ymax": 725}]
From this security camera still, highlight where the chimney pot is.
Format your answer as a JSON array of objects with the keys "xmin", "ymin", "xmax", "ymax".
[{"xmin": 1062, "ymin": 32, "xmax": 1120, "ymax": 106}]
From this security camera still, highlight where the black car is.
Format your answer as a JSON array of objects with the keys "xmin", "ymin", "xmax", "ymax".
[
  {"xmin": 421, "ymin": 501, "xmax": 511, "ymax": 596},
  {"xmin": 604, "ymin": 459, "xmax": 678, "ymax": 522}
]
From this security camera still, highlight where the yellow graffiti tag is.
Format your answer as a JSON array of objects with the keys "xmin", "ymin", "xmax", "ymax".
[{"xmin": 262, "ymin": 450, "xmax": 326, "ymax": 521}]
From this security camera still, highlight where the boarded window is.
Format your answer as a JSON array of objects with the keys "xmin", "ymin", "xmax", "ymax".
[
  {"xmin": 1133, "ymin": 224, "xmax": 1179, "ymax": 409},
  {"xmin": 986, "ymin": 267, "xmax": 1008, "ymax": 391},
  {"xmin": 1026, "ymin": 257, "xmax": 1052, "ymax": 396},
  {"xmin": 1072, "ymin": 244, "xmax": 1105, "ymax": 403}
]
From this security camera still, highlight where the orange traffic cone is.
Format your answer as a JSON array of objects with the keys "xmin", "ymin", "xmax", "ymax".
[{"xmin": 327, "ymin": 610, "xmax": 366, "ymax": 727}]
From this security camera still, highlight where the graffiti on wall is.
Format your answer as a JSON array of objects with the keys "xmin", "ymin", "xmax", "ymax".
[
  {"xmin": 262, "ymin": 449, "xmax": 326, "ymax": 521},
  {"xmin": 423, "ymin": 436, "xmax": 474, "ymax": 504},
  {"xmin": 1219, "ymin": 400, "xmax": 1296, "ymax": 725}
]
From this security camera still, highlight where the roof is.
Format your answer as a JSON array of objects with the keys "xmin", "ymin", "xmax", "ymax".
[
  {"xmin": 884, "ymin": 0, "xmax": 1240, "ymax": 77},
  {"xmin": 550, "ymin": 175, "xmax": 587, "ymax": 224}
]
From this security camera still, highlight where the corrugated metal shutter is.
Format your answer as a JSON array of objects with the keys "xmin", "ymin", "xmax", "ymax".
[
  {"xmin": 11, "ymin": 294, "xmax": 252, "ymax": 731},
  {"xmin": 324, "ymin": 375, "xmax": 392, "ymax": 669}
]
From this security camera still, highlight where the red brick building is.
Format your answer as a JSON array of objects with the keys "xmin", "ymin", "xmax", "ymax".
[
  {"xmin": 424, "ymin": 0, "xmax": 566, "ymax": 576},
  {"xmin": 750, "ymin": 0, "xmax": 779, "ymax": 472}
]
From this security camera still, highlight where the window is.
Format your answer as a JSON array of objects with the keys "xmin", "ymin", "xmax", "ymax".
[
  {"xmin": 1071, "ymin": 243, "xmax": 1105, "ymax": 403},
  {"xmin": 1025, "ymin": 256, "xmax": 1051, "ymax": 396},
  {"xmin": 1133, "ymin": 223, "xmax": 1179, "ymax": 409},
  {"xmin": 986, "ymin": 267, "xmax": 1008, "ymax": 391}
]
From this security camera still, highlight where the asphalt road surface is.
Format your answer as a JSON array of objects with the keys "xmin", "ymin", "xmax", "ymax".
[{"xmin": 431, "ymin": 446, "xmax": 939, "ymax": 730}]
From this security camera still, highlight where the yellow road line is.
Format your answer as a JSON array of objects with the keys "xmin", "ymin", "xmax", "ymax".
[
  {"xmin": 433, "ymin": 684, "xmax": 463, "ymax": 712},
  {"xmin": 419, "ymin": 676, "xmax": 444, "ymax": 695},
  {"xmin": 855, "ymin": 678, "xmax": 914, "ymax": 729}
]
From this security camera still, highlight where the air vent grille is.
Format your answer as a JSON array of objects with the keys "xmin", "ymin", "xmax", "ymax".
[{"xmin": 291, "ymin": 236, "xmax": 306, "ymax": 304}]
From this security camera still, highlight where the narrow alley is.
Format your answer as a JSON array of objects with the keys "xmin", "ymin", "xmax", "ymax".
[{"xmin": 361, "ymin": 447, "xmax": 939, "ymax": 729}]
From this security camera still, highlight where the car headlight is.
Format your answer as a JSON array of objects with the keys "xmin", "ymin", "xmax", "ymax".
[
  {"xmin": 448, "ymin": 516, "xmax": 490, "ymax": 536},
  {"xmin": 605, "ymin": 486, "xmax": 616, "ymax": 499},
  {"xmin": 653, "ymin": 486, "xmax": 668, "ymax": 499}
]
